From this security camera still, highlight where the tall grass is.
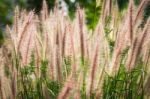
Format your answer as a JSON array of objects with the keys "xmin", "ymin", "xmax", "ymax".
[{"xmin": 0, "ymin": 0, "xmax": 150, "ymax": 99}]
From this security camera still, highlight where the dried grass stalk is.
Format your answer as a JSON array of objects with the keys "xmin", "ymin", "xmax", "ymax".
[
  {"xmin": 56, "ymin": 28, "xmax": 62, "ymax": 81},
  {"xmin": 88, "ymin": 43, "xmax": 99, "ymax": 95},
  {"xmin": 58, "ymin": 76, "xmax": 74, "ymax": 99},
  {"xmin": 128, "ymin": 0, "xmax": 134, "ymax": 44},
  {"xmin": 17, "ymin": 11, "xmax": 34, "ymax": 51},
  {"xmin": 78, "ymin": 9, "xmax": 85, "ymax": 63},
  {"xmin": 126, "ymin": 18, "xmax": 150, "ymax": 70}
]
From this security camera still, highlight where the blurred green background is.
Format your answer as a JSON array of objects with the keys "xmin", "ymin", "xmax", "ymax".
[{"xmin": 0, "ymin": 0, "xmax": 150, "ymax": 46}]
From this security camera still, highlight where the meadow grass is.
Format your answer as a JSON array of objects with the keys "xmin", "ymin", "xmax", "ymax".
[{"xmin": 0, "ymin": 0, "xmax": 150, "ymax": 99}]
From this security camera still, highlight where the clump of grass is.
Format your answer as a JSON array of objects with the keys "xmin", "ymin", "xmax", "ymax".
[{"xmin": 0, "ymin": 0, "xmax": 150, "ymax": 99}]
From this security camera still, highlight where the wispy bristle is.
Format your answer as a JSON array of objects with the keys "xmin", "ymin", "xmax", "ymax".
[
  {"xmin": 69, "ymin": 24, "xmax": 77, "ymax": 76},
  {"xmin": 14, "ymin": 6, "xmax": 19, "ymax": 35},
  {"xmin": 58, "ymin": 76, "xmax": 74, "ymax": 99},
  {"xmin": 61, "ymin": 25, "xmax": 67, "ymax": 57},
  {"xmin": 108, "ymin": 0, "xmax": 112, "ymax": 15},
  {"xmin": 11, "ymin": 70, "xmax": 17, "ymax": 99},
  {"xmin": 56, "ymin": 28, "xmax": 62, "ymax": 81},
  {"xmin": 17, "ymin": 11, "xmax": 34, "ymax": 51},
  {"xmin": 88, "ymin": 42, "xmax": 99, "ymax": 95},
  {"xmin": 134, "ymin": 0, "xmax": 147, "ymax": 25},
  {"xmin": 34, "ymin": 39, "xmax": 40, "ymax": 76},
  {"xmin": 128, "ymin": 0, "xmax": 133, "ymax": 44},
  {"xmin": 78, "ymin": 8, "xmax": 85, "ymax": 63},
  {"xmin": 126, "ymin": 18, "xmax": 150, "ymax": 70},
  {"xmin": 41, "ymin": 0, "xmax": 48, "ymax": 20},
  {"xmin": 0, "ymin": 58, "xmax": 6, "ymax": 99}
]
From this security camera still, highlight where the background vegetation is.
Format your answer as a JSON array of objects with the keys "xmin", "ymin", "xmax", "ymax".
[{"xmin": 0, "ymin": 0, "xmax": 150, "ymax": 45}]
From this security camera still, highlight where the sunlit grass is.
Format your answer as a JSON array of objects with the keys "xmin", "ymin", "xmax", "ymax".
[{"xmin": 0, "ymin": 0, "xmax": 150, "ymax": 99}]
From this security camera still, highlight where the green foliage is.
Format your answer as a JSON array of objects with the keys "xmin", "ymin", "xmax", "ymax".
[
  {"xmin": 64, "ymin": 0, "xmax": 76, "ymax": 20},
  {"xmin": 85, "ymin": 3, "xmax": 101, "ymax": 30},
  {"xmin": 0, "ymin": 31, "xmax": 4, "ymax": 47},
  {"xmin": 0, "ymin": 0, "xmax": 13, "ymax": 25},
  {"xmin": 117, "ymin": 0, "xmax": 129, "ymax": 11},
  {"xmin": 63, "ymin": 56, "xmax": 71, "ymax": 78},
  {"xmin": 143, "ymin": 1, "xmax": 150, "ymax": 22},
  {"xmin": 65, "ymin": 0, "xmax": 102, "ymax": 30},
  {"xmin": 141, "ymin": 1, "xmax": 150, "ymax": 28},
  {"xmin": 103, "ymin": 58, "xmax": 146, "ymax": 99},
  {"xmin": 0, "ymin": 0, "xmax": 12, "ymax": 46},
  {"xmin": 0, "ymin": 0, "xmax": 149, "ymax": 34},
  {"xmin": 46, "ymin": 80, "xmax": 61, "ymax": 99},
  {"xmin": 104, "ymin": 16, "xmax": 115, "ymax": 55},
  {"xmin": 16, "ymin": 55, "xmax": 61, "ymax": 99},
  {"xmin": 40, "ymin": 60, "xmax": 48, "ymax": 79},
  {"xmin": 134, "ymin": 0, "xmax": 141, "ymax": 6},
  {"xmin": 80, "ymin": 57, "xmax": 90, "ymax": 99}
]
